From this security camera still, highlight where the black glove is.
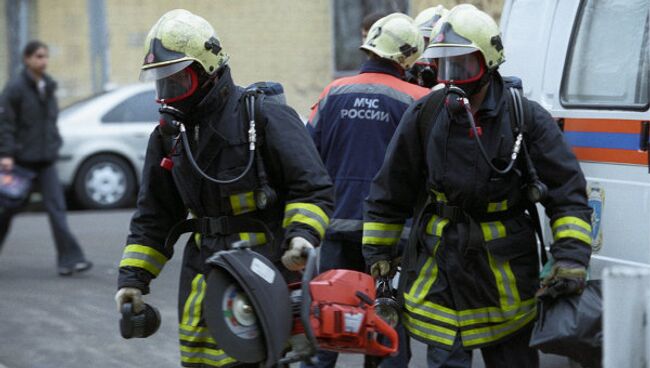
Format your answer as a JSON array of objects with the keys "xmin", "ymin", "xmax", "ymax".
[{"xmin": 536, "ymin": 259, "xmax": 587, "ymax": 299}]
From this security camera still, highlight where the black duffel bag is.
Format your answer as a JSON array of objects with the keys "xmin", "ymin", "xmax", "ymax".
[
  {"xmin": 0, "ymin": 165, "xmax": 35, "ymax": 209},
  {"xmin": 529, "ymin": 280, "xmax": 602, "ymax": 368}
]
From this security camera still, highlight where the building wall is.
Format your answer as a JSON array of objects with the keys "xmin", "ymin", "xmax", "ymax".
[
  {"xmin": 33, "ymin": 0, "xmax": 93, "ymax": 104},
  {"xmin": 105, "ymin": 0, "xmax": 332, "ymax": 116},
  {"xmin": 0, "ymin": 0, "xmax": 7, "ymax": 88}
]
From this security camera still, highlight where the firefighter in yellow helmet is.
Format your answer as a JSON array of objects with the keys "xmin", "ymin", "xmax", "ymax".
[
  {"xmin": 114, "ymin": 9, "xmax": 333, "ymax": 368},
  {"xmin": 407, "ymin": 5, "xmax": 449, "ymax": 88},
  {"xmin": 363, "ymin": 4, "xmax": 592, "ymax": 367}
]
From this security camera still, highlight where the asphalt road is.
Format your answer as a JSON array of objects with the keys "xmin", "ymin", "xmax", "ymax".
[{"xmin": 0, "ymin": 210, "xmax": 571, "ymax": 368}]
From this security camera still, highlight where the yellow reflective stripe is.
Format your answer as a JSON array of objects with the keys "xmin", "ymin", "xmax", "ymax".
[
  {"xmin": 481, "ymin": 221, "xmax": 506, "ymax": 241},
  {"xmin": 431, "ymin": 189, "xmax": 447, "ymax": 203},
  {"xmin": 239, "ymin": 232, "xmax": 267, "ymax": 246},
  {"xmin": 404, "ymin": 294, "xmax": 536, "ymax": 327},
  {"xmin": 178, "ymin": 324, "xmax": 217, "ymax": 344},
  {"xmin": 403, "ymin": 313, "xmax": 457, "ymax": 346},
  {"xmin": 119, "ymin": 244, "xmax": 168, "ymax": 276},
  {"xmin": 487, "ymin": 200, "xmax": 508, "ymax": 213},
  {"xmin": 229, "ymin": 192, "xmax": 256, "ymax": 215},
  {"xmin": 181, "ymin": 274, "xmax": 206, "ymax": 326},
  {"xmin": 461, "ymin": 307, "xmax": 536, "ymax": 347},
  {"xmin": 487, "ymin": 252, "xmax": 519, "ymax": 308},
  {"xmin": 194, "ymin": 233, "xmax": 202, "ymax": 248},
  {"xmin": 425, "ymin": 215, "xmax": 449, "ymax": 237},
  {"xmin": 180, "ymin": 345, "xmax": 237, "ymax": 367},
  {"xmin": 283, "ymin": 203, "xmax": 330, "ymax": 238},
  {"xmin": 362, "ymin": 222, "xmax": 404, "ymax": 246},
  {"xmin": 552, "ymin": 216, "xmax": 592, "ymax": 245}
]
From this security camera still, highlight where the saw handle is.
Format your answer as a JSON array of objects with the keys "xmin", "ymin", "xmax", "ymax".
[{"xmin": 365, "ymin": 310, "xmax": 399, "ymax": 356}]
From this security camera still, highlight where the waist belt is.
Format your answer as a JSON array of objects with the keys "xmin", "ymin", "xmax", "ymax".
[{"xmin": 164, "ymin": 216, "xmax": 274, "ymax": 251}]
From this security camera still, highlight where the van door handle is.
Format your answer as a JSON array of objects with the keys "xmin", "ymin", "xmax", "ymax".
[{"xmin": 640, "ymin": 121, "xmax": 649, "ymax": 173}]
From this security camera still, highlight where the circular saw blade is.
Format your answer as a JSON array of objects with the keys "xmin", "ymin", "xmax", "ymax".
[{"xmin": 204, "ymin": 269, "xmax": 266, "ymax": 363}]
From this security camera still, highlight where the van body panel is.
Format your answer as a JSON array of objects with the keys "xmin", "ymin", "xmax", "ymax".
[{"xmin": 501, "ymin": 0, "xmax": 650, "ymax": 274}]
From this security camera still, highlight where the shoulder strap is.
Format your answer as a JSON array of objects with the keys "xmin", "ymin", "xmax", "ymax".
[
  {"xmin": 416, "ymin": 91, "xmax": 446, "ymax": 149},
  {"xmin": 507, "ymin": 87, "xmax": 548, "ymax": 266}
]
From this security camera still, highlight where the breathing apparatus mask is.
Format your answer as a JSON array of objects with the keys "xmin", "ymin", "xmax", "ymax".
[
  {"xmin": 374, "ymin": 276, "xmax": 400, "ymax": 328},
  {"xmin": 154, "ymin": 66, "xmax": 277, "ymax": 207},
  {"xmin": 443, "ymin": 71, "xmax": 547, "ymax": 203},
  {"xmin": 119, "ymin": 302, "xmax": 161, "ymax": 339}
]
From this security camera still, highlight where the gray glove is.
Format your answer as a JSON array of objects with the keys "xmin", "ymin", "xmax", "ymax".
[
  {"xmin": 115, "ymin": 287, "xmax": 144, "ymax": 313},
  {"xmin": 281, "ymin": 237, "xmax": 314, "ymax": 271}
]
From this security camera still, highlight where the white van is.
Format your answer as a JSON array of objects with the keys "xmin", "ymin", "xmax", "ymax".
[{"xmin": 499, "ymin": 0, "xmax": 650, "ymax": 276}]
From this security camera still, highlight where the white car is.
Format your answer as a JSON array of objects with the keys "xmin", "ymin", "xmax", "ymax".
[{"xmin": 57, "ymin": 84, "xmax": 157, "ymax": 209}]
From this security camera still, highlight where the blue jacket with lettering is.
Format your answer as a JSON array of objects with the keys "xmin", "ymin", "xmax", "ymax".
[{"xmin": 308, "ymin": 59, "xmax": 429, "ymax": 241}]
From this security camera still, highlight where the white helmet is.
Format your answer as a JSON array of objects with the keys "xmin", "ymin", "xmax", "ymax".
[
  {"xmin": 360, "ymin": 13, "xmax": 425, "ymax": 70},
  {"xmin": 414, "ymin": 5, "xmax": 449, "ymax": 39}
]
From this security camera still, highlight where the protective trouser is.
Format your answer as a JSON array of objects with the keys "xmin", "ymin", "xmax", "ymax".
[{"xmin": 0, "ymin": 162, "xmax": 86, "ymax": 268}]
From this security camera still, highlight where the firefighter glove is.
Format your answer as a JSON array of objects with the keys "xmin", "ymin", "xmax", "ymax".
[
  {"xmin": 537, "ymin": 259, "xmax": 587, "ymax": 299},
  {"xmin": 370, "ymin": 260, "xmax": 391, "ymax": 279},
  {"xmin": 115, "ymin": 287, "xmax": 145, "ymax": 313},
  {"xmin": 282, "ymin": 237, "xmax": 314, "ymax": 271}
]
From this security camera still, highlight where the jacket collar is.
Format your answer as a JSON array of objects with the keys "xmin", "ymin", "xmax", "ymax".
[
  {"xmin": 359, "ymin": 59, "xmax": 404, "ymax": 79},
  {"xmin": 21, "ymin": 68, "xmax": 56, "ymax": 94},
  {"xmin": 475, "ymin": 73, "xmax": 505, "ymax": 120},
  {"xmin": 192, "ymin": 66, "xmax": 235, "ymax": 118}
]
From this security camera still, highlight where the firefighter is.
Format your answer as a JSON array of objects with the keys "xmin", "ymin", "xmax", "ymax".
[
  {"xmin": 407, "ymin": 5, "xmax": 448, "ymax": 88},
  {"xmin": 306, "ymin": 13, "xmax": 428, "ymax": 368},
  {"xmin": 363, "ymin": 4, "xmax": 592, "ymax": 368},
  {"xmin": 114, "ymin": 9, "xmax": 333, "ymax": 368}
]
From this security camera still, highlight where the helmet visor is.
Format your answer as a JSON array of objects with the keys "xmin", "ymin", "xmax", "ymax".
[
  {"xmin": 139, "ymin": 60, "xmax": 193, "ymax": 82},
  {"xmin": 155, "ymin": 66, "xmax": 199, "ymax": 103},
  {"xmin": 436, "ymin": 52, "xmax": 485, "ymax": 84}
]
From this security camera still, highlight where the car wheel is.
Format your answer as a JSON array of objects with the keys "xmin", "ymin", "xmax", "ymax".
[{"xmin": 74, "ymin": 154, "xmax": 136, "ymax": 209}]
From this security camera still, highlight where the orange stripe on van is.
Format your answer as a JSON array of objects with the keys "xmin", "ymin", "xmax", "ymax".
[
  {"xmin": 572, "ymin": 147, "xmax": 647, "ymax": 165},
  {"xmin": 564, "ymin": 118, "xmax": 641, "ymax": 134}
]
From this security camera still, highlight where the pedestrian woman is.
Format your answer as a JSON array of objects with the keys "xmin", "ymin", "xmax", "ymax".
[{"xmin": 0, "ymin": 40, "xmax": 92, "ymax": 276}]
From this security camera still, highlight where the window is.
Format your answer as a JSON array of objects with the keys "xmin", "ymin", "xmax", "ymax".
[
  {"xmin": 332, "ymin": 0, "xmax": 409, "ymax": 74},
  {"xmin": 561, "ymin": 0, "xmax": 650, "ymax": 110},
  {"xmin": 102, "ymin": 90, "xmax": 158, "ymax": 123}
]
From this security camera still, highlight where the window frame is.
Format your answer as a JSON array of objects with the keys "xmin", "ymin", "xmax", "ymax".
[
  {"xmin": 101, "ymin": 90, "xmax": 158, "ymax": 124},
  {"xmin": 559, "ymin": 0, "xmax": 650, "ymax": 111}
]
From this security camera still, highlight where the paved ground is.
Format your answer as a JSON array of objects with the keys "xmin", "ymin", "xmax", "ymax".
[{"xmin": 0, "ymin": 210, "xmax": 571, "ymax": 368}]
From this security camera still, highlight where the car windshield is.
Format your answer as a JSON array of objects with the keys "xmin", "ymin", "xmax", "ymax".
[{"xmin": 59, "ymin": 92, "xmax": 109, "ymax": 120}]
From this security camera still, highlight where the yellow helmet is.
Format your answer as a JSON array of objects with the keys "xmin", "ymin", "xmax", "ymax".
[
  {"xmin": 423, "ymin": 4, "xmax": 505, "ymax": 70},
  {"xmin": 360, "ymin": 13, "xmax": 425, "ymax": 70},
  {"xmin": 139, "ymin": 9, "xmax": 229, "ymax": 82},
  {"xmin": 414, "ymin": 5, "xmax": 449, "ymax": 39}
]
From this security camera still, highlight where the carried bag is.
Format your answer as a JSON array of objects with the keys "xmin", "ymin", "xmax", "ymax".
[
  {"xmin": 530, "ymin": 280, "xmax": 602, "ymax": 368},
  {"xmin": 0, "ymin": 165, "xmax": 36, "ymax": 209}
]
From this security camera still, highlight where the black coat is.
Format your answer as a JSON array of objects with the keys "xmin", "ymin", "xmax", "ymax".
[
  {"xmin": 118, "ymin": 68, "xmax": 334, "ymax": 293},
  {"xmin": 0, "ymin": 69, "xmax": 62, "ymax": 164}
]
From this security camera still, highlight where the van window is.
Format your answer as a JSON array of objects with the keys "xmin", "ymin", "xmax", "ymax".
[{"xmin": 561, "ymin": 0, "xmax": 650, "ymax": 110}]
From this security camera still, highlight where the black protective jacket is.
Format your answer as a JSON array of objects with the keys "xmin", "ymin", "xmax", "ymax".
[
  {"xmin": 118, "ymin": 68, "xmax": 334, "ymax": 293},
  {"xmin": 0, "ymin": 69, "xmax": 62, "ymax": 163},
  {"xmin": 362, "ymin": 74, "xmax": 592, "ymax": 349}
]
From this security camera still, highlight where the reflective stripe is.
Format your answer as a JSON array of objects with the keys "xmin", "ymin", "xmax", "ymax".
[
  {"xmin": 179, "ymin": 325, "xmax": 216, "ymax": 344},
  {"xmin": 182, "ymin": 275, "xmax": 206, "ymax": 326},
  {"xmin": 487, "ymin": 200, "xmax": 508, "ymax": 213},
  {"xmin": 431, "ymin": 189, "xmax": 447, "ymax": 203},
  {"xmin": 487, "ymin": 252, "xmax": 520, "ymax": 308},
  {"xmin": 328, "ymin": 83, "xmax": 416, "ymax": 106},
  {"xmin": 328, "ymin": 218, "xmax": 363, "ymax": 232},
  {"xmin": 238, "ymin": 232, "xmax": 267, "ymax": 246},
  {"xmin": 552, "ymin": 216, "xmax": 592, "ymax": 245},
  {"xmin": 362, "ymin": 222, "xmax": 404, "ymax": 246},
  {"xmin": 425, "ymin": 215, "xmax": 449, "ymax": 236},
  {"xmin": 405, "ymin": 294, "xmax": 536, "ymax": 327},
  {"xmin": 461, "ymin": 306, "xmax": 537, "ymax": 347},
  {"xmin": 180, "ymin": 345, "xmax": 237, "ymax": 367},
  {"xmin": 119, "ymin": 244, "xmax": 167, "ymax": 277},
  {"xmin": 229, "ymin": 192, "xmax": 256, "ymax": 215},
  {"xmin": 481, "ymin": 221, "xmax": 506, "ymax": 241},
  {"xmin": 283, "ymin": 203, "xmax": 330, "ymax": 238},
  {"xmin": 194, "ymin": 233, "xmax": 202, "ymax": 248},
  {"xmin": 403, "ymin": 313, "xmax": 457, "ymax": 346}
]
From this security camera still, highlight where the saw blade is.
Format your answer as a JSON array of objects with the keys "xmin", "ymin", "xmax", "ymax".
[{"xmin": 204, "ymin": 269, "xmax": 266, "ymax": 363}]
